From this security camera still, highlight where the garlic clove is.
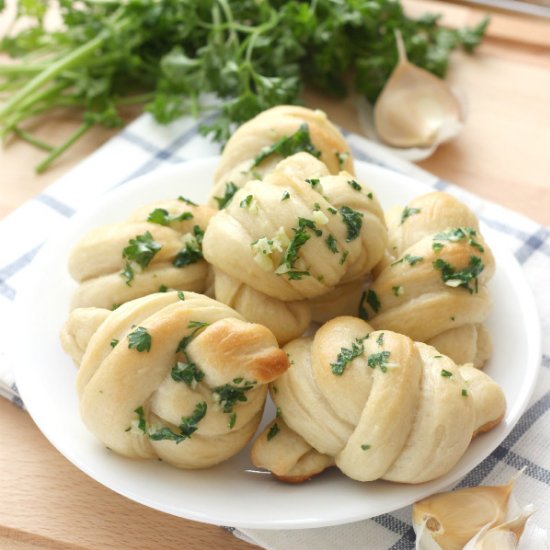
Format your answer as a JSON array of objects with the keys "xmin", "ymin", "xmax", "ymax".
[
  {"xmin": 412, "ymin": 477, "xmax": 517, "ymax": 550},
  {"xmin": 373, "ymin": 30, "xmax": 463, "ymax": 149},
  {"xmin": 464, "ymin": 505, "xmax": 536, "ymax": 550}
]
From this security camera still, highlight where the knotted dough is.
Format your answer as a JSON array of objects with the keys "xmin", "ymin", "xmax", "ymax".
[
  {"xmin": 251, "ymin": 316, "xmax": 505, "ymax": 484},
  {"xmin": 68, "ymin": 199, "xmax": 214, "ymax": 310},
  {"xmin": 61, "ymin": 292, "xmax": 289, "ymax": 469},
  {"xmin": 209, "ymin": 105, "xmax": 354, "ymax": 208},
  {"xmin": 362, "ymin": 192, "xmax": 495, "ymax": 367},
  {"xmin": 203, "ymin": 152, "xmax": 387, "ymax": 343}
]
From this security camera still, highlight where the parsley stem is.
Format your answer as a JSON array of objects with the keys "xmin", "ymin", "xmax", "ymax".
[
  {"xmin": 35, "ymin": 121, "xmax": 92, "ymax": 174},
  {"xmin": 0, "ymin": 34, "xmax": 106, "ymax": 120},
  {"xmin": 13, "ymin": 127, "xmax": 55, "ymax": 152}
]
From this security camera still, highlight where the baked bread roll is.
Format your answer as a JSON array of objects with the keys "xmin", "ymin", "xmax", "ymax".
[
  {"xmin": 60, "ymin": 291, "xmax": 289, "ymax": 469},
  {"xmin": 209, "ymin": 105, "xmax": 354, "ymax": 209},
  {"xmin": 251, "ymin": 316, "xmax": 505, "ymax": 484},
  {"xmin": 360, "ymin": 192, "xmax": 495, "ymax": 367},
  {"xmin": 68, "ymin": 199, "xmax": 214, "ymax": 310},
  {"xmin": 203, "ymin": 152, "xmax": 387, "ymax": 343}
]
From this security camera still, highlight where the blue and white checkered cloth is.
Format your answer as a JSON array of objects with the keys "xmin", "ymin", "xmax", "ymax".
[{"xmin": 0, "ymin": 113, "xmax": 548, "ymax": 549}]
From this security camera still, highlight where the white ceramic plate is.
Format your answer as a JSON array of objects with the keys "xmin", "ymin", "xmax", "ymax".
[{"xmin": 14, "ymin": 158, "xmax": 541, "ymax": 529}]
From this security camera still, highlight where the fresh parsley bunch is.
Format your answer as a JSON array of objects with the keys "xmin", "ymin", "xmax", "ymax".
[{"xmin": 0, "ymin": 0, "xmax": 488, "ymax": 172}]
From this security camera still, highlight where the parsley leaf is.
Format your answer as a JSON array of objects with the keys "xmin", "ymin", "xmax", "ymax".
[
  {"xmin": 433, "ymin": 256, "xmax": 484, "ymax": 294},
  {"xmin": 400, "ymin": 206, "xmax": 421, "ymax": 225},
  {"xmin": 339, "ymin": 206, "xmax": 363, "ymax": 242},
  {"xmin": 251, "ymin": 123, "xmax": 321, "ymax": 168},
  {"xmin": 212, "ymin": 379, "xmax": 257, "ymax": 413},
  {"xmin": 267, "ymin": 423, "xmax": 280, "ymax": 441},
  {"xmin": 147, "ymin": 208, "xmax": 193, "ymax": 226},
  {"xmin": 122, "ymin": 231, "xmax": 161, "ymax": 269},
  {"xmin": 331, "ymin": 336, "xmax": 368, "ymax": 375},
  {"xmin": 127, "ymin": 326, "xmax": 152, "ymax": 352},
  {"xmin": 214, "ymin": 182, "xmax": 239, "ymax": 210},
  {"xmin": 367, "ymin": 351, "xmax": 391, "ymax": 373},
  {"xmin": 173, "ymin": 225, "xmax": 204, "ymax": 267}
]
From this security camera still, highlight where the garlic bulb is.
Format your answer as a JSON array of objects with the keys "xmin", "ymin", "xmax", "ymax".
[
  {"xmin": 373, "ymin": 30, "xmax": 463, "ymax": 149},
  {"xmin": 413, "ymin": 476, "xmax": 517, "ymax": 550}
]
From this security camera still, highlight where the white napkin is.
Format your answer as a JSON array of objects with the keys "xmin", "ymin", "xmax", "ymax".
[{"xmin": 1, "ymin": 113, "xmax": 548, "ymax": 549}]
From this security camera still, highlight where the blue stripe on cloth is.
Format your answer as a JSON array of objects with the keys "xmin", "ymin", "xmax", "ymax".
[
  {"xmin": 372, "ymin": 513, "xmax": 412, "ymax": 535},
  {"xmin": 0, "ymin": 281, "xmax": 15, "ymax": 300},
  {"xmin": 119, "ymin": 114, "xmax": 219, "ymax": 185},
  {"xmin": 119, "ymin": 130, "xmax": 186, "ymax": 163},
  {"xmin": 543, "ymin": 354, "xmax": 550, "ymax": 368},
  {"xmin": 514, "ymin": 227, "xmax": 550, "ymax": 264},
  {"xmin": 492, "ymin": 447, "xmax": 550, "ymax": 484},
  {"xmin": 433, "ymin": 180, "xmax": 449, "ymax": 191},
  {"xmin": 35, "ymin": 194, "xmax": 75, "ymax": 217},
  {"xmin": 0, "ymin": 246, "xmax": 42, "ymax": 300}
]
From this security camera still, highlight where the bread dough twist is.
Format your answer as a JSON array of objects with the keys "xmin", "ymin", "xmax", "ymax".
[
  {"xmin": 361, "ymin": 192, "xmax": 495, "ymax": 367},
  {"xmin": 251, "ymin": 316, "xmax": 505, "ymax": 484},
  {"xmin": 208, "ymin": 105, "xmax": 354, "ymax": 208},
  {"xmin": 203, "ymin": 152, "xmax": 387, "ymax": 343},
  {"xmin": 68, "ymin": 199, "xmax": 214, "ymax": 310},
  {"xmin": 61, "ymin": 292, "xmax": 289, "ymax": 469}
]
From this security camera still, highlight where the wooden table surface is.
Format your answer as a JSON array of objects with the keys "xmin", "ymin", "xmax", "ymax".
[{"xmin": 1, "ymin": 2, "xmax": 549, "ymax": 549}]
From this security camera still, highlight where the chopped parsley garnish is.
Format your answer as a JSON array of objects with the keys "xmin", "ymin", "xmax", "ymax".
[
  {"xmin": 281, "ymin": 191, "xmax": 290, "ymax": 201},
  {"xmin": 366, "ymin": 289, "xmax": 381, "ymax": 313},
  {"xmin": 267, "ymin": 423, "xmax": 280, "ymax": 441},
  {"xmin": 111, "ymin": 303, "xmax": 121, "ymax": 310},
  {"xmin": 277, "ymin": 217, "xmax": 322, "ymax": 277},
  {"xmin": 433, "ymin": 355, "xmax": 443, "ymax": 359},
  {"xmin": 358, "ymin": 290, "xmax": 369, "ymax": 320},
  {"xmin": 441, "ymin": 369, "xmax": 453, "ymax": 378},
  {"xmin": 127, "ymin": 326, "xmax": 152, "ymax": 352},
  {"xmin": 158, "ymin": 284, "xmax": 169, "ymax": 292},
  {"xmin": 178, "ymin": 196, "xmax": 198, "ymax": 206},
  {"xmin": 325, "ymin": 234, "xmax": 339, "ymax": 253},
  {"xmin": 392, "ymin": 285, "xmax": 404, "ymax": 296},
  {"xmin": 286, "ymin": 270, "xmax": 311, "ymax": 280},
  {"xmin": 213, "ymin": 181, "xmax": 239, "ymax": 209},
  {"xmin": 251, "ymin": 124, "xmax": 321, "ymax": 168},
  {"xmin": 171, "ymin": 361, "xmax": 204, "ymax": 386},
  {"xmin": 347, "ymin": 179, "xmax": 362, "ymax": 191},
  {"xmin": 339, "ymin": 205, "xmax": 363, "ymax": 242},
  {"xmin": 228, "ymin": 413, "xmax": 237, "ymax": 429},
  {"xmin": 433, "ymin": 256, "xmax": 484, "ymax": 294},
  {"xmin": 327, "ymin": 207, "xmax": 337, "ymax": 215},
  {"xmin": 392, "ymin": 254, "xmax": 424, "ymax": 267},
  {"xmin": 339, "ymin": 250, "xmax": 349, "ymax": 265},
  {"xmin": 361, "ymin": 444, "xmax": 371, "ymax": 451},
  {"xmin": 240, "ymin": 194, "xmax": 254, "ymax": 208},
  {"xmin": 336, "ymin": 151, "xmax": 349, "ymax": 169},
  {"xmin": 147, "ymin": 208, "xmax": 193, "ymax": 226},
  {"xmin": 176, "ymin": 320, "xmax": 210, "ymax": 353},
  {"xmin": 212, "ymin": 379, "xmax": 257, "ymax": 413},
  {"xmin": 173, "ymin": 225, "xmax": 204, "ymax": 267},
  {"xmin": 331, "ymin": 336, "xmax": 368, "ymax": 375},
  {"xmin": 148, "ymin": 401, "xmax": 207, "ymax": 444},
  {"xmin": 367, "ymin": 351, "xmax": 391, "ymax": 373},
  {"xmin": 305, "ymin": 178, "xmax": 321, "ymax": 189},
  {"xmin": 134, "ymin": 406, "xmax": 147, "ymax": 433},
  {"xmin": 122, "ymin": 231, "xmax": 162, "ymax": 269},
  {"xmin": 400, "ymin": 206, "xmax": 421, "ymax": 225},
  {"xmin": 462, "ymin": 389, "xmax": 468, "ymax": 397},
  {"xmin": 376, "ymin": 332, "xmax": 384, "ymax": 346},
  {"xmin": 177, "ymin": 291, "xmax": 185, "ymax": 300},
  {"xmin": 276, "ymin": 407, "xmax": 282, "ymax": 418},
  {"xmin": 367, "ymin": 192, "xmax": 373, "ymax": 200},
  {"xmin": 433, "ymin": 227, "xmax": 485, "ymax": 253},
  {"xmin": 110, "ymin": 338, "xmax": 119, "ymax": 348},
  {"xmin": 432, "ymin": 242, "xmax": 444, "ymax": 253}
]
